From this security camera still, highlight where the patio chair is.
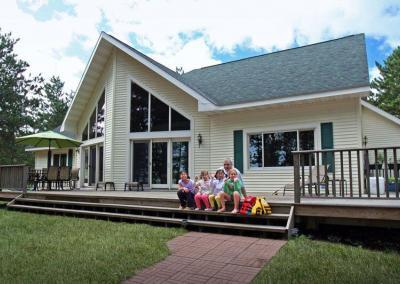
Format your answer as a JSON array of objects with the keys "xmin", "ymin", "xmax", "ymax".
[
  {"xmin": 47, "ymin": 166, "xmax": 59, "ymax": 190},
  {"xmin": 282, "ymin": 165, "xmax": 329, "ymax": 196},
  {"xmin": 69, "ymin": 168, "xmax": 80, "ymax": 190},
  {"xmin": 59, "ymin": 166, "xmax": 71, "ymax": 190}
]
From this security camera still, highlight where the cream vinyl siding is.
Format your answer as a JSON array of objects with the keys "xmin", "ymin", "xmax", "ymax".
[
  {"xmin": 34, "ymin": 151, "xmax": 48, "ymax": 170},
  {"xmin": 362, "ymin": 106, "xmax": 400, "ymax": 163},
  {"xmin": 111, "ymin": 51, "xmax": 210, "ymax": 189},
  {"xmin": 209, "ymin": 98, "xmax": 361, "ymax": 192}
]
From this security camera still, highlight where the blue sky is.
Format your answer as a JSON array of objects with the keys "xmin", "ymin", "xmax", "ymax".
[{"xmin": 1, "ymin": 0, "xmax": 400, "ymax": 91}]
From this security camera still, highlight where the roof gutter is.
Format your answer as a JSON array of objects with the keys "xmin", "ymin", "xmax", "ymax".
[{"xmin": 198, "ymin": 86, "xmax": 370, "ymax": 112}]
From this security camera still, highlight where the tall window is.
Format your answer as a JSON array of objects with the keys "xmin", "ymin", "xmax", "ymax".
[
  {"xmin": 89, "ymin": 109, "xmax": 96, "ymax": 139},
  {"xmin": 82, "ymin": 124, "xmax": 88, "ymax": 141},
  {"xmin": 81, "ymin": 89, "xmax": 106, "ymax": 141},
  {"xmin": 130, "ymin": 83, "xmax": 149, "ymax": 132},
  {"xmin": 248, "ymin": 129, "xmax": 314, "ymax": 168},
  {"xmin": 130, "ymin": 81, "xmax": 190, "ymax": 133},
  {"xmin": 96, "ymin": 91, "xmax": 105, "ymax": 137}
]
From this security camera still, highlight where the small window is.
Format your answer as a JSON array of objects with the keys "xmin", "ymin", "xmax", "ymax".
[
  {"xmin": 60, "ymin": 154, "xmax": 67, "ymax": 167},
  {"xmin": 150, "ymin": 95, "xmax": 169, "ymax": 131},
  {"xmin": 171, "ymin": 108, "xmax": 190, "ymax": 131},
  {"xmin": 53, "ymin": 154, "xmax": 60, "ymax": 167},
  {"xmin": 130, "ymin": 83, "xmax": 149, "ymax": 132}
]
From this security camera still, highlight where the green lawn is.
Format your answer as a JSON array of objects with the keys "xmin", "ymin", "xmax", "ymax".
[
  {"xmin": 253, "ymin": 235, "xmax": 400, "ymax": 284},
  {"xmin": 0, "ymin": 208, "xmax": 185, "ymax": 283}
]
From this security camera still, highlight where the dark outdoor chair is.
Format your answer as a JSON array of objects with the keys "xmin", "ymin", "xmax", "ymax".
[
  {"xmin": 47, "ymin": 166, "xmax": 59, "ymax": 190},
  {"xmin": 69, "ymin": 168, "xmax": 79, "ymax": 190},
  {"xmin": 59, "ymin": 166, "xmax": 70, "ymax": 190}
]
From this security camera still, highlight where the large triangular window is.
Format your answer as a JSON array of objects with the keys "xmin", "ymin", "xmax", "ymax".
[{"xmin": 130, "ymin": 82, "xmax": 190, "ymax": 132}]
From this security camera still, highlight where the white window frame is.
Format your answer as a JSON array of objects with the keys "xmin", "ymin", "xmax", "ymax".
[{"xmin": 245, "ymin": 124, "xmax": 320, "ymax": 171}]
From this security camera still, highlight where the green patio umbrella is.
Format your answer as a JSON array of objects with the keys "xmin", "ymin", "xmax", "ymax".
[{"xmin": 16, "ymin": 130, "xmax": 82, "ymax": 169}]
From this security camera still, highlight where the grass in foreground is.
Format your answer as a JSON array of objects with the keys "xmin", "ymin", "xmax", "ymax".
[
  {"xmin": 253, "ymin": 235, "xmax": 400, "ymax": 284},
  {"xmin": 0, "ymin": 209, "xmax": 185, "ymax": 283}
]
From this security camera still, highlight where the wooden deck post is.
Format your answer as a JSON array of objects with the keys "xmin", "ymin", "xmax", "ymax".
[{"xmin": 294, "ymin": 153, "xmax": 301, "ymax": 203}]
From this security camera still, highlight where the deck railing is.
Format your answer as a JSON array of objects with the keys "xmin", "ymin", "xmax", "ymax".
[
  {"xmin": 293, "ymin": 146, "xmax": 400, "ymax": 203},
  {"xmin": 0, "ymin": 164, "xmax": 30, "ymax": 192}
]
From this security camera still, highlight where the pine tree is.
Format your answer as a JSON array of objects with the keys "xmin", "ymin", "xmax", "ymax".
[
  {"xmin": 0, "ymin": 29, "xmax": 43, "ymax": 165},
  {"xmin": 369, "ymin": 46, "xmax": 400, "ymax": 118},
  {"xmin": 37, "ymin": 76, "xmax": 73, "ymax": 131}
]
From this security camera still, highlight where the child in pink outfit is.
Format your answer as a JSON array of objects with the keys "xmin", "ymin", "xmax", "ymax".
[{"xmin": 194, "ymin": 170, "xmax": 212, "ymax": 211}]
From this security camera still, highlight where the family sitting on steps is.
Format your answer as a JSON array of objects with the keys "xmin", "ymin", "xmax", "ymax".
[{"xmin": 177, "ymin": 158, "xmax": 247, "ymax": 214}]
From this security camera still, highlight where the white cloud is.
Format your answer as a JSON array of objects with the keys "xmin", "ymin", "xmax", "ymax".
[
  {"xmin": 1, "ymin": 0, "xmax": 399, "ymax": 92},
  {"xmin": 369, "ymin": 66, "xmax": 381, "ymax": 82}
]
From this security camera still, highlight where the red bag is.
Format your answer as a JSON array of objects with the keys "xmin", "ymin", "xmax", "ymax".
[{"xmin": 240, "ymin": 196, "xmax": 256, "ymax": 215}]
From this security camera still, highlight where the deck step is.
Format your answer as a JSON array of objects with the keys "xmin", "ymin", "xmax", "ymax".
[
  {"xmin": 8, "ymin": 203, "xmax": 288, "ymax": 234},
  {"xmin": 186, "ymin": 220, "xmax": 287, "ymax": 233},
  {"xmin": 8, "ymin": 204, "xmax": 183, "ymax": 224},
  {"xmin": 16, "ymin": 198, "xmax": 290, "ymax": 220}
]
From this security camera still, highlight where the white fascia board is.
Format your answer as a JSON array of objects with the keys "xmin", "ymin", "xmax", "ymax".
[
  {"xmin": 60, "ymin": 34, "xmax": 105, "ymax": 132},
  {"xmin": 361, "ymin": 100, "xmax": 400, "ymax": 126},
  {"xmin": 199, "ymin": 86, "xmax": 370, "ymax": 112},
  {"xmin": 101, "ymin": 33, "xmax": 215, "ymax": 108}
]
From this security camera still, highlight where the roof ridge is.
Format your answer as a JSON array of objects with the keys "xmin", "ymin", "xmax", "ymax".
[{"xmin": 185, "ymin": 33, "xmax": 365, "ymax": 73}]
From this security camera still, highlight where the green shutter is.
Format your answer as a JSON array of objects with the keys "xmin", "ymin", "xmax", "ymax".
[
  {"xmin": 321, "ymin": 122, "xmax": 334, "ymax": 171},
  {"xmin": 233, "ymin": 130, "xmax": 243, "ymax": 173}
]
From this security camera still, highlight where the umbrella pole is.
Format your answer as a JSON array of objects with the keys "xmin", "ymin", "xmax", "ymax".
[{"xmin": 47, "ymin": 139, "xmax": 52, "ymax": 169}]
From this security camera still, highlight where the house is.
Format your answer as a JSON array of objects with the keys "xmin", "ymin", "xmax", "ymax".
[{"xmin": 32, "ymin": 33, "xmax": 400, "ymax": 192}]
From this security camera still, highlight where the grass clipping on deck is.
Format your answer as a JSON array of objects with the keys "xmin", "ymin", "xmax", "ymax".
[
  {"xmin": 0, "ymin": 209, "xmax": 184, "ymax": 283},
  {"xmin": 253, "ymin": 235, "xmax": 400, "ymax": 284}
]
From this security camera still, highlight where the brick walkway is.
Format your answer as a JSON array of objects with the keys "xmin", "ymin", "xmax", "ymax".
[{"xmin": 123, "ymin": 232, "xmax": 286, "ymax": 284}]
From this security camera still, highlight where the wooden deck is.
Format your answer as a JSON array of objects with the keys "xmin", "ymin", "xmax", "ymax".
[{"xmin": 2, "ymin": 189, "xmax": 400, "ymax": 234}]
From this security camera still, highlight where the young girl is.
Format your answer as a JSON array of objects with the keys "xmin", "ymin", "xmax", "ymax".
[
  {"xmin": 209, "ymin": 169, "xmax": 225, "ymax": 210},
  {"xmin": 177, "ymin": 171, "xmax": 195, "ymax": 209},
  {"xmin": 218, "ymin": 168, "xmax": 243, "ymax": 213},
  {"xmin": 194, "ymin": 170, "xmax": 212, "ymax": 211}
]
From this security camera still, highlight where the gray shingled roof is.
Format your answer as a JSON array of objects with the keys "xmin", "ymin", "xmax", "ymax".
[{"xmin": 108, "ymin": 33, "xmax": 369, "ymax": 107}]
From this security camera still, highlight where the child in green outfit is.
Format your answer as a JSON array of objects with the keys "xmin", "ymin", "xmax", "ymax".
[{"xmin": 218, "ymin": 168, "xmax": 243, "ymax": 214}]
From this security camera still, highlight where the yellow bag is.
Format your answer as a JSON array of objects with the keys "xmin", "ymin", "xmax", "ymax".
[{"xmin": 251, "ymin": 197, "xmax": 272, "ymax": 215}]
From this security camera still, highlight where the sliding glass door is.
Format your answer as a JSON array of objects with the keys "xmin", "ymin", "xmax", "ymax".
[
  {"xmin": 131, "ymin": 139, "xmax": 189, "ymax": 189},
  {"xmin": 151, "ymin": 142, "xmax": 168, "ymax": 187},
  {"xmin": 82, "ymin": 143, "xmax": 104, "ymax": 187}
]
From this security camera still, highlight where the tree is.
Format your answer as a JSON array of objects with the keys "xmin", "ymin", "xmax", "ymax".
[
  {"xmin": 0, "ymin": 29, "xmax": 44, "ymax": 165},
  {"xmin": 369, "ymin": 46, "xmax": 400, "ymax": 118},
  {"xmin": 37, "ymin": 76, "xmax": 73, "ymax": 131}
]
